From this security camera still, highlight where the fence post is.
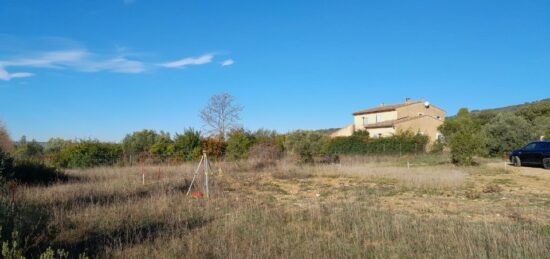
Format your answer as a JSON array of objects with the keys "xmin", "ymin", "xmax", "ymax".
[
  {"xmin": 10, "ymin": 182, "xmax": 17, "ymax": 206},
  {"xmin": 503, "ymin": 152, "xmax": 508, "ymax": 171},
  {"xmin": 399, "ymin": 143, "xmax": 402, "ymax": 156},
  {"xmin": 141, "ymin": 163, "xmax": 145, "ymax": 185}
]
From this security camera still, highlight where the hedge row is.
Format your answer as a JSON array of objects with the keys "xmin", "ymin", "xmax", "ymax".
[{"xmin": 326, "ymin": 131, "xmax": 429, "ymax": 155}]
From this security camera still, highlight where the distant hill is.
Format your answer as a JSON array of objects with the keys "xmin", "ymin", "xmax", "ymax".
[
  {"xmin": 470, "ymin": 98, "xmax": 550, "ymax": 114},
  {"xmin": 447, "ymin": 98, "xmax": 550, "ymax": 119}
]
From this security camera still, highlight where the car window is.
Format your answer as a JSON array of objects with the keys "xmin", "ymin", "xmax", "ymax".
[
  {"xmin": 524, "ymin": 143, "xmax": 536, "ymax": 151},
  {"xmin": 537, "ymin": 142, "xmax": 550, "ymax": 150}
]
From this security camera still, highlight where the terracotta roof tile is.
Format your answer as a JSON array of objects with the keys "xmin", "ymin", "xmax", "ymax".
[{"xmin": 352, "ymin": 101, "xmax": 420, "ymax": 115}]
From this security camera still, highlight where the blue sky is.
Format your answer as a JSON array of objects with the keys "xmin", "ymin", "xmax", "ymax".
[{"xmin": 0, "ymin": 0, "xmax": 549, "ymax": 142}]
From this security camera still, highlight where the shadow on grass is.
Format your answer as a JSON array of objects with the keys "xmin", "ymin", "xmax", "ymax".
[
  {"xmin": 38, "ymin": 182, "xmax": 190, "ymax": 209},
  {"xmin": 54, "ymin": 215, "xmax": 213, "ymax": 257}
]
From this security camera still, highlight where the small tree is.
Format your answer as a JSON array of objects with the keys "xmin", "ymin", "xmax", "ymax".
[
  {"xmin": 122, "ymin": 130, "xmax": 161, "ymax": 161},
  {"xmin": 483, "ymin": 113, "xmax": 534, "ymax": 156},
  {"xmin": 149, "ymin": 132, "xmax": 174, "ymax": 161},
  {"xmin": 226, "ymin": 128, "xmax": 254, "ymax": 160},
  {"xmin": 44, "ymin": 138, "xmax": 74, "ymax": 167},
  {"xmin": 252, "ymin": 129, "xmax": 286, "ymax": 153},
  {"xmin": 200, "ymin": 93, "xmax": 243, "ymax": 140},
  {"xmin": 285, "ymin": 131, "xmax": 328, "ymax": 163},
  {"xmin": 59, "ymin": 141, "xmax": 122, "ymax": 168},
  {"xmin": 439, "ymin": 108, "xmax": 485, "ymax": 165},
  {"xmin": 14, "ymin": 138, "xmax": 44, "ymax": 161},
  {"xmin": 45, "ymin": 138, "xmax": 72, "ymax": 154},
  {"xmin": 174, "ymin": 128, "xmax": 203, "ymax": 161}
]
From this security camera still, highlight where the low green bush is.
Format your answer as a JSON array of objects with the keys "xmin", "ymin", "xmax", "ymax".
[
  {"xmin": 58, "ymin": 141, "xmax": 122, "ymax": 168},
  {"xmin": 285, "ymin": 131, "xmax": 328, "ymax": 163},
  {"xmin": 173, "ymin": 129, "xmax": 203, "ymax": 161},
  {"xmin": 439, "ymin": 108, "xmax": 486, "ymax": 165},
  {"xmin": 226, "ymin": 129, "xmax": 254, "ymax": 160}
]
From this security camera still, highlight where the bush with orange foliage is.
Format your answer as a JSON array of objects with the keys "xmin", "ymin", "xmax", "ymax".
[{"xmin": 0, "ymin": 121, "xmax": 14, "ymax": 153}]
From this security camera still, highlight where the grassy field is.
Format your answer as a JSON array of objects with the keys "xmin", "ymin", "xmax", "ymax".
[{"xmin": 4, "ymin": 154, "xmax": 550, "ymax": 258}]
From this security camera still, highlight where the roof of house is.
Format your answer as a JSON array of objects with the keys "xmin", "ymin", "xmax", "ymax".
[
  {"xmin": 352, "ymin": 101, "xmax": 421, "ymax": 116},
  {"xmin": 363, "ymin": 115, "xmax": 440, "ymax": 129}
]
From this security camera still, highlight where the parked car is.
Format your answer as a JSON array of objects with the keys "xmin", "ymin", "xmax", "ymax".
[{"xmin": 509, "ymin": 141, "xmax": 550, "ymax": 169}]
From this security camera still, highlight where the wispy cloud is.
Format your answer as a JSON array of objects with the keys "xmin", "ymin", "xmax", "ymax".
[
  {"xmin": 0, "ymin": 49, "xmax": 146, "ymax": 80},
  {"xmin": 78, "ymin": 57, "xmax": 145, "ymax": 73},
  {"xmin": 160, "ymin": 54, "xmax": 214, "ymax": 68},
  {"xmin": 0, "ymin": 67, "xmax": 33, "ymax": 81},
  {"xmin": 0, "ymin": 39, "xmax": 230, "ymax": 81},
  {"xmin": 0, "ymin": 50, "xmax": 87, "ymax": 68},
  {"xmin": 221, "ymin": 59, "xmax": 234, "ymax": 67}
]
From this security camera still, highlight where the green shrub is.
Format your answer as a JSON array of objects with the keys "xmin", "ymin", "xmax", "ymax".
[
  {"xmin": 532, "ymin": 116, "xmax": 550, "ymax": 140},
  {"xmin": 252, "ymin": 129, "xmax": 286, "ymax": 153},
  {"xmin": 122, "ymin": 130, "xmax": 166, "ymax": 160},
  {"xmin": 483, "ymin": 113, "xmax": 534, "ymax": 156},
  {"xmin": 14, "ymin": 137, "xmax": 44, "ymax": 162},
  {"xmin": 148, "ymin": 133, "xmax": 174, "ymax": 162},
  {"xmin": 226, "ymin": 128, "xmax": 254, "ymax": 160},
  {"xmin": 429, "ymin": 140, "xmax": 445, "ymax": 154},
  {"xmin": 43, "ymin": 138, "xmax": 74, "ymax": 167},
  {"xmin": 285, "ymin": 131, "xmax": 328, "ymax": 163},
  {"xmin": 439, "ymin": 108, "xmax": 485, "ymax": 165},
  {"xmin": 173, "ymin": 128, "xmax": 203, "ymax": 161},
  {"xmin": 515, "ymin": 100, "xmax": 550, "ymax": 122},
  {"xmin": 58, "ymin": 141, "xmax": 122, "ymax": 168},
  {"xmin": 2, "ymin": 145, "xmax": 63, "ymax": 185}
]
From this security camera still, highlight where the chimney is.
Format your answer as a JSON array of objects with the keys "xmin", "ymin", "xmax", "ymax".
[
  {"xmin": 405, "ymin": 98, "xmax": 412, "ymax": 104},
  {"xmin": 380, "ymin": 103, "xmax": 385, "ymax": 107}
]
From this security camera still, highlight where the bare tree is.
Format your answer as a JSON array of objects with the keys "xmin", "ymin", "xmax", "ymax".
[{"xmin": 200, "ymin": 93, "xmax": 243, "ymax": 139}]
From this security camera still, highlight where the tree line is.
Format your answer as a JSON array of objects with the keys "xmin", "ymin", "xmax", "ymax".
[
  {"xmin": 2, "ymin": 95, "xmax": 549, "ymax": 174},
  {"xmin": 438, "ymin": 99, "xmax": 550, "ymax": 165}
]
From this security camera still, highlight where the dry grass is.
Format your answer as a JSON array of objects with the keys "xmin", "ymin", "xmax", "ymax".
[{"xmin": 5, "ymin": 155, "xmax": 550, "ymax": 258}]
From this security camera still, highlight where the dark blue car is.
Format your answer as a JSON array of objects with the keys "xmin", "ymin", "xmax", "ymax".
[{"xmin": 510, "ymin": 141, "xmax": 550, "ymax": 169}]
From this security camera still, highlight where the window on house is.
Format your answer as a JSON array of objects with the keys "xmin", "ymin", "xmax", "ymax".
[
  {"xmin": 362, "ymin": 117, "xmax": 368, "ymax": 126},
  {"xmin": 376, "ymin": 114, "xmax": 382, "ymax": 123}
]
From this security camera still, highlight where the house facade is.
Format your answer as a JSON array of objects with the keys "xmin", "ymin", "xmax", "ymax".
[{"xmin": 331, "ymin": 99, "xmax": 446, "ymax": 143}]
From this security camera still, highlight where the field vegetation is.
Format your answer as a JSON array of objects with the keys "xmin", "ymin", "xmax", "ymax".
[{"xmin": 2, "ymin": 155, "xmax": 550, "ymax": 258}]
